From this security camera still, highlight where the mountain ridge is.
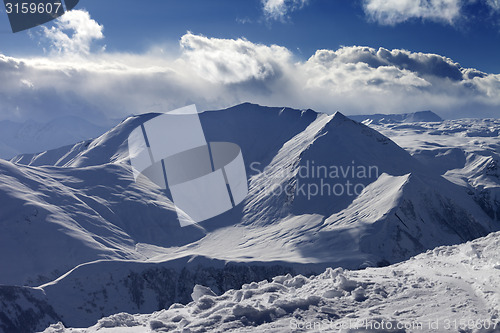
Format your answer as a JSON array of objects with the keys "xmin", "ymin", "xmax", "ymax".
[{"xmin": 349, "ymin": 110, "xmax": 443, "ymax": 124}]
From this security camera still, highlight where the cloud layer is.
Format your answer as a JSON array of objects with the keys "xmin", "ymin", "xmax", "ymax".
[{"xmin": 0, "ymin": 32, "xmax": 499, "ymax": 129}]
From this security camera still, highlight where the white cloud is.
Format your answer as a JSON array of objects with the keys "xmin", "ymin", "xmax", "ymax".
[
  {"xmin": 306, "ymin": 46, "xmax": 465, "ymax": 81},
  {"xmin": 180, "ymin": 33, "xmax": 292, "ymax": 84},
  {"xmin": 41, "ymin": 9, "xmax": 104, "ymax": 55},
  {"xmin": 0, "ymin": 34, "xmax": 499, "ymax": 128},
  {"xmin": 363, "ymin": 0, "xmax": 500, "ymax": 25},
  {"xmin": 262, "ymin": 0, "xmax": 309, "ymax": 20},
  {"xmin": 363, "ymin": 0, "xmax": 462, "ymax": 25},
  {"xmin": 258, "ymin": 0, "xmax": 499, "ymax": 25},
  {"xmin": 303, "ymin": 50, "xmax": 432, "ymax": 92},
  {"xmin": 487, "ymin": 0, "xmax": 500, "ymax": 11}
]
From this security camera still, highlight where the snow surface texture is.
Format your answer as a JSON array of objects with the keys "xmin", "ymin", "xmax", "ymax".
[
  {"xmin": 1, "ymin": 104, "xmax": 499, "ymax": 332},
  {"xmin": 42, "ymin": 231, "xmax": 500, "ymax": 333}
]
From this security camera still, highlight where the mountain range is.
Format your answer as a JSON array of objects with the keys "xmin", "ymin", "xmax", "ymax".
[{"xmin": 0, "ymin": 103, "xmax": 498, "ymax": 332}]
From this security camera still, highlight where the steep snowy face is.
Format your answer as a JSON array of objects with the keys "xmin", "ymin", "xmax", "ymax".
[{"xmin": 242, "ymin": 111, "xmax": 418, "ymax": 223}]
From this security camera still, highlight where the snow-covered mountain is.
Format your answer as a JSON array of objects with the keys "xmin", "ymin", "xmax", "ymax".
[
  {"xmin": 349, "ymin": 110, "xmax": 443, "ymax": 125},
  {"xmin": 0, "ymin": 103, "xmax": 499, "ymax": 332},
  {"xmin": 366, "ymin": 118, "xmax": 500, "ymax": 224}
]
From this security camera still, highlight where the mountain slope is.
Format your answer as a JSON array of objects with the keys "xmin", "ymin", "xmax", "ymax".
[
  {"xmin": 0, "ymin": 160, "xmax": 206, "ymax": 286},
  {"xmin": 2, "ymin": 103, "xmax": 497, "ymax": 280}
]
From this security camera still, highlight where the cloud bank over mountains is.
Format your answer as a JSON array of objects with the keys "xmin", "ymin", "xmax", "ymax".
[{"xmin": 0, "ymin": 10, "xmax": 499, "ymax": 125}]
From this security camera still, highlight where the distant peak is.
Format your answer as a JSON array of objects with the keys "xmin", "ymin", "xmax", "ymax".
[
  {"xmin": 404, "ymin": 110, "xmax": 443, "ymax": 122},
  {"xmin": 349, "ymin": 110, "xmax": 443, "ymax": 124},
  {"xmin": 331, "ymin": 111, "xmax": 349, "ymax": 120}
]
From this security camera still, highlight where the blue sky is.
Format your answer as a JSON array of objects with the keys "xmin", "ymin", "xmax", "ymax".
[{"xmin": 0, "ymin": 0, "xmax": 499, "ymax": 124}]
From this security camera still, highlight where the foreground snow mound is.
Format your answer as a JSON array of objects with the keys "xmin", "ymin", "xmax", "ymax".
[
  {"xmin": 42, "ymin": 231, "xmax": 500, "ymax": 333},
  {"xmin": 37, "ymin": 257, "xmax": 300, "ymax": 328}
]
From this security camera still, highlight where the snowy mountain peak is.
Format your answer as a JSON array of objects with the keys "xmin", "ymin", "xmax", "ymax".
[{"xmin": 328, "ymin": 110, "xmax": 354, "ymax": 124}]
